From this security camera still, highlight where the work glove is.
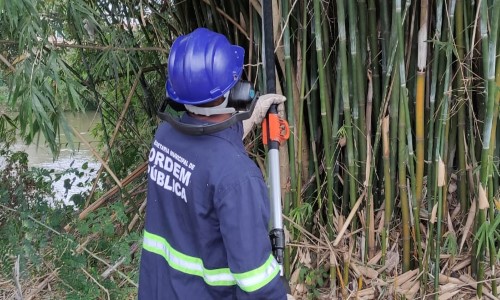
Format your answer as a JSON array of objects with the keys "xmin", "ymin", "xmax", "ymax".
[
  {"xmin": 242, "ymin": 93, "xmax": 286, "ymax": 139},
  {"xmin": 287, "ymin": 294, "xmax": 296, "ymax": 300}
]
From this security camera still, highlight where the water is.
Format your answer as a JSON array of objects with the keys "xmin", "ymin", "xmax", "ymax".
[{"xmin": 1, "ymin": 111, "xmax": 102, "ymax": 206}]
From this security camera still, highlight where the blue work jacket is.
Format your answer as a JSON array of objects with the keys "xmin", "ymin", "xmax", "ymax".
[{"xmin": 138, "ymin": 114, "xmax": 286, "ymax": 299}]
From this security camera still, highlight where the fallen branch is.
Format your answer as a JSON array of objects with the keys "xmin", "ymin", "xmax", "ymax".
[
  {"xmin": 64, "ymin": 161, "xmax": 148, "ymax": 232},
  {"xmin": 81, "ymin": 267, "xmax": 110, "ymax": 300},
  {"xmin": 101, "ymin": 243, "xmax": 139, "ymax": 279},
  {"xmin": 334, "ymin": 191, "xmax": 366, "ymax": 246},
  {"xmin": 25, "ymin": 269, "xmax": 59, "ymax": 300}
]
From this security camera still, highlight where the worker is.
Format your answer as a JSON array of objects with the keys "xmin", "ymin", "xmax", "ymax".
[{"xmin": 138, "ymin": 27, "xmax": 288, "ymax": 299}]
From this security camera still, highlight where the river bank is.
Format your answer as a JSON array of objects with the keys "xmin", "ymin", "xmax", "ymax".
[{"xmin": 0, "ymin": 111, "xmax": 101, "ymax": 206}]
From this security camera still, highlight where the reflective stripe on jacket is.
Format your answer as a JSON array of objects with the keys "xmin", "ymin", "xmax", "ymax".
[
  {"xmin": 143, "ymin": 230, "xmax": 280, "ymax": 292},
  {"xmin": 138, "ymin": 115, "xmax": 286, "ymax": 300}
]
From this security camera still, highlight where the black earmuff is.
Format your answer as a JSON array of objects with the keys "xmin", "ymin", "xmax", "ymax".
[{"xmin": 228, "ymin": 81, "xmax": 256, "ymax": 110}]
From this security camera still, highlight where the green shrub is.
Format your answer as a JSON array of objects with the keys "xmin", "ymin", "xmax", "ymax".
[{"xmin": 0, "ymin": 149, "xmax": 139, "ymax": 299}]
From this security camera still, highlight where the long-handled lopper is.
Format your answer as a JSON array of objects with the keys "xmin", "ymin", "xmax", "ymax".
[{"xmin": 261, "ymin": 0, "xmax": 290, "ymax": 278}]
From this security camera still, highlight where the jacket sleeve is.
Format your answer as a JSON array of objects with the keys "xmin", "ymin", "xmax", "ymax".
[{"xmin": 215, "ymin": 174, "xmax": 287, "ymax": 300}]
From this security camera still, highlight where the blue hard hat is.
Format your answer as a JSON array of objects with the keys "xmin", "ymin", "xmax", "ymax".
[{"xmin": 166, "ymin": 28, "xmax": 245, "ymax": 105}]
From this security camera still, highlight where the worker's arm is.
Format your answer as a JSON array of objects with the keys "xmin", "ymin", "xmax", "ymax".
[{"xmin": 215, "ymin": 174, "xmax": 287, "ymax": 299}]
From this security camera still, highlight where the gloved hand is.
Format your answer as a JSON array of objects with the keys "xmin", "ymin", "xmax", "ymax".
[
  {"xmin": 242, "ymin": 93, "xmax": 286, "ymax": 139},
  {"xmin": 286, "ymin": 294, "xmax": 296, "ymax": 300}
]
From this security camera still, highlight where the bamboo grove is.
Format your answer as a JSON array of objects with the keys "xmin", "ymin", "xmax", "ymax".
[
  {"xmin": 199, "ymin": 0, "xmax": 500, "ymax": 297},
  {"xmin": 183, "ymin": 0, "xmax": 500, "ymax": 298},
  {"xmin": 1, "ymin": 0, "xmax": 500, "ymax": 298}
]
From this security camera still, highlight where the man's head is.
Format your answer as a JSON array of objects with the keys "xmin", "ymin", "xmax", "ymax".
[
  {"xmin": 166, "ymin": 28, "xmax": 245, "ymax": 116},
  {"xmin": 158, "ymin": 28, "xmax": 285, "ymax": 135}
]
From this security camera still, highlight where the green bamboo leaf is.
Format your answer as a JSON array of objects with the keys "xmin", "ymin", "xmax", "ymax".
[
  {"xmin": 32, "ymin": 86, "xmax": 55, "ymax": 115},
  {"xmin": 476, "ymin": 237, "xmax": 484, "ymax": 258},
  {"xmin": 49, "ymin": 53, "xmax": 62, "ymax": 86},
  {"xmin": 2, "ymin": 114, "xmax": 17, "ymax": 128},
  {"xmin": 43, "ymin": 81, "xmax": 56, "ymax": 102},
  {"xmin": 59, "ymin": 112, "xmax": 74, "ymax": 150},
  {"xmin": 491, "ymin": 215, "xmax": 500, "ymax": 234},
  {"xmin": 10, "ymin": 84, "xmax": 26, "ymax": 106},
  {"xmin": 475, "ymin": 222, "xmax": 489, "ymax": 257},
  {"xmin": 31, "ymin": 89, "xmax": 54, "ymax": 134},
  {"xmin": 488, "ymin": 235, "xmax": 495, "ymax": 250},
  {"xmin": 65, "ymin": 83, "xmax": 76, "ymax": 110}
]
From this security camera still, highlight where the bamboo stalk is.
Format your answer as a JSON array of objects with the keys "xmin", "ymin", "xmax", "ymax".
[
  {"xmin": 424, "ymin": 0, "xmax": 444, "ymax": 286},
  {"xmin": 491, "ymin": 27, "xmax": 500, "ymax": 297},
  {"xmin": 331, "ymin": 57, "xmax": 342, "ymax": 206},
  {"xmin": 398, "ymin": 95, "xmax": 411, "ymax": 272},
  {"xmin": 313, "ymin": 0, "xmax": 334, "ymax": 237},
  {"xmin": 379, "ymin": 0, "xmax": 390, "ymax": 77},
  {"xmin": 399, "ymin": 3, "xmax": 417, "ymax": 221},
  {"xmin": 462, "ymin": 4, "xmax": 479, "ymax": 280},
  {"xmin": 433, "ymin": 2, "xmax": 456, "ymax": 296},
  {"xmin": 296, "ymin": 0, "xmax": 310, "ymax": 209},
  {"xmin": 347, "ymin": 0, "xmax": 367, "ymax": 199},
  {"xmin": 320, "ymin": 3, "xmax": 334, "ymax": 126},
  {"xmin": 476, "ymin": 0, "xmax": 491, "ymax": 293},
  {"xmin": 282, "ymin": 0, "xmax": 296, "ymax": 211},
  {"xmin": 330, "ymin": 80, "xmax": 341, "ymax": 298},
  {"xmin": 280, "ymin": 0, "xmax": 295, "ymax": 279},
  {"xmin": 414, "ymin": 0, "xmax": 428, "ymax": 274},
  {"xmin": 365, "ymin": 0, "xmax": 401, "ymax": 273},
  {"xmin": 455, "ymin": 0, "xmax": 469, "ymax": 213},
  {"xmin": 365, "ymin": 17, "xmax": 400, "ymax": 277},
  {"xmin": 476, "ymin": 1, "xmax": 500, "ymax": 297},
  {"xmin": 381, "ymin": 115, "xmax": 391, "ymax": 270},
  {"xmin": 389, "ymin": 4, "xmax": 400, "ymax": 219},
  {"xmin": 366, "ymin": 1, "xmax": 382, "ymax": 113},
  {"xmin": 395, "ymin": 0, "xmax": 413, "ymax": 273},
  {"xmin": 306, "ymin": 45, "xmax": 322, "ymax": 207},
  {"xmin": 357, "ymin": 0, "xmax": 368, "ymax": 69},
  {"xmin": 366, "ymin": 4, "xmax": 382, "ymax": 241},
  {"xmin": 335, "ymin": 0, "xmax": 357, "ymax": 231},
  {"xmin": 364, "ymin": 12, "xmax": 376, "ymax": 258}
]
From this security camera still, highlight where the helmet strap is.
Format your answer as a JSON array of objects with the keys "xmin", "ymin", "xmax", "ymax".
[{"xmin": 184, "ymin": 92, "xmax": 236, "ymax": 116}]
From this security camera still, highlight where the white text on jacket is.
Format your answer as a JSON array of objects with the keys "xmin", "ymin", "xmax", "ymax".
[{"xmin": 148, "ymin": 140, "xmax": 195, "ymax": 202}]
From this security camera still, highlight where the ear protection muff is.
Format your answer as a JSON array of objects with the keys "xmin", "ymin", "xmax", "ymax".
[{"xmin": 227, "ymin": 81, "xmax": 256, "ymax": 110}]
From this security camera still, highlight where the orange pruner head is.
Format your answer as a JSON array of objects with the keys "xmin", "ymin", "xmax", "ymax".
[{"xmin": 262, "ymin": 113, "xmax": 290, "ymax": 145}]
